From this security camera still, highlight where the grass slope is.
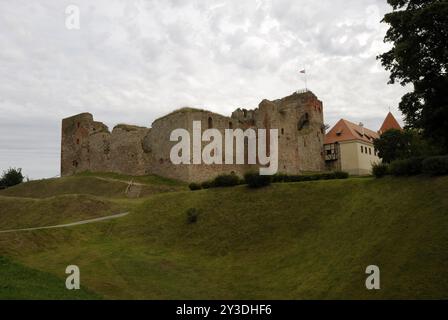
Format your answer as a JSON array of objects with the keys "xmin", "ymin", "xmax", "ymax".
[
  {"xmin": 0, "ymin": 172, "xmax": 186, "ymax": 199},
  {"xmin": 0, "ymin": 194, "xmax": 128, "ymax": 230},
  {"xmin": 0, "ymin": 174, "xmax": 447, "ymax": 299},
  {"xmin": 0, "ymin": 256, "xmax": 100, "ymax": 299}
]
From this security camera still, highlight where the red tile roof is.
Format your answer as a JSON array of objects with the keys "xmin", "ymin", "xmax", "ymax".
[
  {"xmin": 379, "ymin": 112, "xmax": 402, "ymax": 134},
  {"xmin": 324, "ymin": 119, "xmax": 379, "ymax": 145}
]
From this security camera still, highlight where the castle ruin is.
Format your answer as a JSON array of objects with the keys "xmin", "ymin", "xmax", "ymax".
[{"xmin": 61, "ymin": 90, "xmax": 325, "ymax": 182}]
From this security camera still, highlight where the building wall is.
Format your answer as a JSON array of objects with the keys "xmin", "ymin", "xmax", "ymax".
[
  {"xmin": 61, "ymin": 91, "xmax": 326, "ymax": 182},
  {"xmin": 339, "ymin": 141, "xmax": 380, "ymax": 175}
]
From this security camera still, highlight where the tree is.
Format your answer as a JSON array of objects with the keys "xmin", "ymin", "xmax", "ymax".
[
  {"xmin": 378, "ymin": 0, "xmax": 448, "ymax": 152},
  {"xmin": 374, "ymin": 129, "xmax": 435, "ymax": 163},
  {"xmin": 0, "ymin": 168, "xmax": 24, "ymax": 188}
]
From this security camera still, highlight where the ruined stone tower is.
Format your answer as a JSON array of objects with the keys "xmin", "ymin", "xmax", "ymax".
[{"xmin": 61, "ymin": 90, "xmax": 325, "ymax": 182}]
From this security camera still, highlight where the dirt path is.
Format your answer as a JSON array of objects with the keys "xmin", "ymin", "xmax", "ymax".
[{"xmin": 0, "ymin": 212, "xmax": 130, "ymax": 234}]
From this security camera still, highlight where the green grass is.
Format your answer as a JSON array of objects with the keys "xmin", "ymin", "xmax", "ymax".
[
  {"xmin": 0, "ymin": 174, "xmax": 447, "ymax": 299},
  {"xmin": 0, "ymin": 172, "xmax": 186, "ymax": 199},
  {"xmin": 0, "ymin": 256, "xmax": 100, "ymax": 300},
  {"xmin": 0, "ymin": 194, "xmax": 129, "ymax": 230}
]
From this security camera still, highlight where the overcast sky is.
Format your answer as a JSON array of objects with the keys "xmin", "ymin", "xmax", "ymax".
[{"xmin": 0, "ymin": 0, "xmax": 409, "ymax": 179}]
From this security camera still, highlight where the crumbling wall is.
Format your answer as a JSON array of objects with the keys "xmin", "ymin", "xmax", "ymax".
[
  {"xmin": 61, "ymin": 114, "xmax": 151, "ymax": 176},
  {"xmin": 61, "ymin": 91, "xmax": 326, "ymax": 182}
]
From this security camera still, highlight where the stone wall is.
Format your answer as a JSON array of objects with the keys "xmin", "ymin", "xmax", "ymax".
[{"xmin": 61, "ymin": 90, "xmax": 326, "ymax": 182}]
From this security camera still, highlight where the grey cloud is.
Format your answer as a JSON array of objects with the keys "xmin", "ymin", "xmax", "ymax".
[{"xmin": 0, "ymin": 0, "xmax": 407, "ymax": 179}]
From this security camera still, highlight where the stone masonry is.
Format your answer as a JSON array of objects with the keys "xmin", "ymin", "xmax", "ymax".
[{"xmin": 61, "ymin": 90, "xmax": 326, "ymax": 182}]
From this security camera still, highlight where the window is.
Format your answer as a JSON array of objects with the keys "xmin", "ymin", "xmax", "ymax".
[
  {"xmin": 324, "ymin": 143, "xmax": 339, "ymax": 161},
  {"xmin": 369, "ymin": 148, "xmax": 372, "ymax": 155},
  {"xmin": 76, "ymin": 138, "xmax": 80, "ymax": 145},
  {"xmin": 229, "ymin": 121, "xmax": 233, "ymax": 129},
  {"xmin": 208, "ymin": 116, "xmax": 213, "ymax": 129},
  {"xmin": 361, "ymin": 146, "xmax": 364, "ymax": 153},
  {"xmin": 281, "ymin": 128, "xmax": 284, "ymax": 135},
  {"xmin": 297, "ymin": 113, "xmax": 310, "ymax": 131},
  {"xmin": 77, "ymin": 122, "xmax": 80, "ymax": 128}
]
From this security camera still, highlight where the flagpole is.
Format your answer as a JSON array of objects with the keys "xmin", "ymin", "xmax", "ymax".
[
  {"xmin": 304, "ymin": 72, "xmax": 308, "ymax": 91},
  {"xmin": 300, "ymin": 69, "xmax": 307, "ymax": 91}
]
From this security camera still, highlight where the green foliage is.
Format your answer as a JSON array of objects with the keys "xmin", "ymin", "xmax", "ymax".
[
  {"xmin": 372, "ymin": 163, "xmax": 389, "ymax": 178},
  {"xmin": 200, "ymin": 180, "xmax": 213, "ymax": 189},
  {"xmin": 389, "ymin": 157, "xmax": 425, "ymax": 176},
  {"xmin": 0, "ymin": 168, "xmax": 24, "ymax": 188},
  {"xmin": 378, "ymin": 0, "xmax": 448, "ymax": 152},
  {"xmin": 272, "ymin": 171, "xmax": 349, "ymax": 183},
  {"xmin": 244, "ymin": 172, "xmax": 272, "ymax": 188},
  {"xmin": 333, "ymin": 171, "xmax": 349, "ymax": 179},
  {"xmin": 422, "ymin": 156, "xmax": 448, "ymax": 176},
  {"xmin": 212, "ymin": 173, "xmax": 241, "ymax": 187},
  {"xmin": 373, "ymin": 129, "xmax": 434, "ymax": 163},
  {"xmin": 186, "ymin": 208, "xmax": 200, "ymax": 224},
  {"xmin": 188, "ymin": 183, "xmax": 202, "ymax": 191}
]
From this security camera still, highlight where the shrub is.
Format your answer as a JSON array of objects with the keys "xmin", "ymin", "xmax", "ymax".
[
  {"xmin": 273, "ymin": 172, "xmax": 348, "ymax": 183},
  {"xmin": 186, "ymin": 208, "xmax": 200, "ymax": 224},
  {"xmin": 201, "ymin": 180, "xmax": 213, "ymax": 189},
  {"xmin": 333, "ymin": 171, "xmax": 349, "ymax": 179},
  {"xmin": 188, "ymin": 183, "xmax": 202, "ymax": 191},
  {"xmin": 244, "ymin": 172, "xmax": 271, "ymax": 188},
  {"xmin": 272, "ymin": 173, "xmax": 288, "ymax": 183},
  {"xmin": 0, "ymin": 168, "xmax": 24, "ymax": 188},
  {"xmin": 422, "ymin": 156, "xmax": 448, "ymax": 176},
  {"xmin": 212, "ymin": 173, "xmax": 241, "ymax": 187},
  {"xmin": 372, "ymin": 163, "xmax": 389, "ymax": 178},
  {"xmin": 389, "ymin": 157, "xmax": 424, "ymax": 176},
  {"xmin": 314, "ymin": 173, "xmax": 333, "ymax": 180}
]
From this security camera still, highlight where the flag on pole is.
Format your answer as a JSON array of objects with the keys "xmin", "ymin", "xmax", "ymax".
[{"xmin": 299, "ymin": 69, "xmax": 308, "ymax": 90}]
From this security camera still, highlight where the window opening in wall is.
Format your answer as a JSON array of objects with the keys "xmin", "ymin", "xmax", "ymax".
[{"xmin": 208, "ymin": 116, "xmax": 213, "ymax": 129}]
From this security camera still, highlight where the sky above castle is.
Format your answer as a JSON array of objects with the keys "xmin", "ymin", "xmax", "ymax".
[{"xmin": 0, "ymin": 0, "xmax": 409, "ymax": 179}]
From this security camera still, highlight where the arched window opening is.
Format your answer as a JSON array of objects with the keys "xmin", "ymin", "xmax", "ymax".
[
  {"xmin": 297, "ymin": 113, "xmax": 310, "ymax": 131},
  {"xmin": 208, "ymin": 116, "xmax": 213, "ymax": 129}
]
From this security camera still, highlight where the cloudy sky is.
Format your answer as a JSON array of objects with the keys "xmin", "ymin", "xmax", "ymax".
[{"xmin": 0, "ymin": 0, "xmax": 409, "ymax": 179}]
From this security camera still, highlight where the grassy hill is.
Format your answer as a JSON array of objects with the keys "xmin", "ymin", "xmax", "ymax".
[
  {"xmin": 0, "ymin": 172, "xmax": 186, "ymax": 199},
  {"xmin": 0, "ymin": 256, "xmax": 100, "ymax": 300},
  {"xmin": 0, "ymin": 173, "xmax": 447, "ymax": 299}
]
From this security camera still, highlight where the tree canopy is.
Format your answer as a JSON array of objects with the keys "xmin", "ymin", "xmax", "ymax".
[{"xmin": 378, "ymin": 0, "xmax": 448, "ymax": 151}]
